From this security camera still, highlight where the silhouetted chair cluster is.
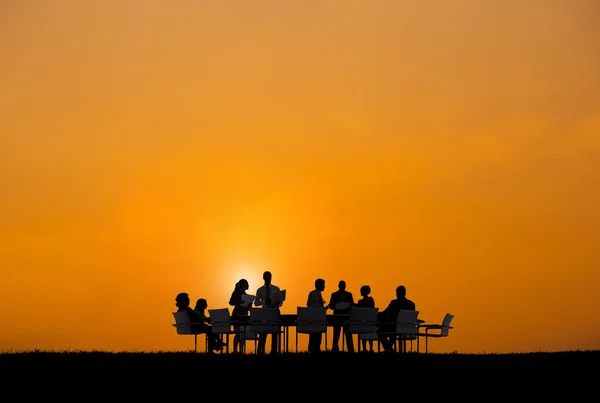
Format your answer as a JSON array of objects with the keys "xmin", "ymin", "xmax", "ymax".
[
  {"xmin": 172, "ymin": 308, "xmax": 454, "ymax": 354},
  {"xmin": 172, "ymin": 311, "xmax": 209, "ymax": 353}
]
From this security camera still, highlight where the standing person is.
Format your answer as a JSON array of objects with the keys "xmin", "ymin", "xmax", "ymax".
[
  {"xmin": 356, "ymin": 285, "xmax": 376, "ymax": 352},
  {"xmin": 327, "ymin": 280, "xmax": 355, "ymax": 353},
  {"xmin": 377, "ymin": 285, "xmax": 416, "ymax": 352},
  {"xmin": 254, "ymin": 271, "xmax": 282, "ymax": 354},
  {"xmin": 306, "ymin": 278, "xmax": 327, "ymax": 353},
  {"xmin": 229, "ymin": 279, "xmax": 251, "ymax": 353},
  {"xmin": 175, "ymin": 292, "xmax": 220, "ymax": 352}
]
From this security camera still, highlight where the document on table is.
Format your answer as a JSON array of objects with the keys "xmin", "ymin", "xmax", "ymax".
[{"xmin": 241, "ymin": 294, "xmax": 255, "ymax": 307}]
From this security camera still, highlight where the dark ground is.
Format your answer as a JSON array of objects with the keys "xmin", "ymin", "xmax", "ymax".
[{"xmin": 1, "ymin": 349, "xmax": 598, "ymax": 368}]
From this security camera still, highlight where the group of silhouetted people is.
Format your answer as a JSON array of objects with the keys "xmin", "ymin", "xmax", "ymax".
[
  {"xmin": 176, "ymin": 271, "xmax": 416, "ymax": 354},
  {"xmin": 305, "ymin": 278, "xmax": 415, "ymax": 353}
]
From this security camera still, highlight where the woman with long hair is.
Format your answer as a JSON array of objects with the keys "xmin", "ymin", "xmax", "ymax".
[{"xmin": 229, "ymin": 279, "xmax": 250, "ymax": 353}]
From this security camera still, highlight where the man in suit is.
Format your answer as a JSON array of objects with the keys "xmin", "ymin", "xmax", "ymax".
[
  {"xmin": 377, "ymin": 285, "xmax": 416, "ymax": 352},
  {"xmin": 327, "ymin": 280, "xmax": 355, "ymax": 353},
  {"xmin": 306, "ymin": 278, "xmax": 327, "ymax": 353},
  {"xmin": 254, "ymin": 271, "xmax": 282, "ymax": 354}
]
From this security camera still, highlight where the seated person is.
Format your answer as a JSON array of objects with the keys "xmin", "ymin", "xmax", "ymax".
[
  {"xmin": 194, "ymin": 297, "xmax": 226, "ymax": 351},
  {"xmin": 175, "ymin": 292, "xmax": 223, "ymax": 352},
  {"xmin": 377, "ymin": 285, "xmax": 416, "ymax": 352}
]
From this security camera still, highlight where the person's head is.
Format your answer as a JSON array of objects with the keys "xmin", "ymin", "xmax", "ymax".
[
  {"xmin": 338, "ymin": 280, "xmax": 346, "ymax": 291},
  {"xmin": 315, "ymin": 278, "xmax": 325, "ymax": 292},
  {"xmin": 396, "ymin": 285, "xmax": 407, "ymax": 299},
  {"xmin": 175, "ymin": 292, "xmax": 190, "ymax": 308},
  {"xmin": 237, "ymin": 279, "xmax": 249, "ymax": 291},
  {"xmin": 194, "ymin": 298, "xmax": 208, "ymax": 311},
  {"xmin": 263, "ymin": 271, "xmax": 272, "ymax": 285},
  {"xmin": 360, "ymin": 285, "xmax": 371, "ymax": 297}
]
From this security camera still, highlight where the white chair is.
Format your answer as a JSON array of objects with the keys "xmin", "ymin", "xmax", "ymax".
[
  {"xmin": 172, "ymin": 311, "xmax": 207, "ymax": 353},
  {"xmin": 395, "ymin": 309, "xmax": 420, "ymax": 352},
  {"xmin": 208, "ymin": 308, "xmax": 237, "ymax": 353},
  {"xmin": 345, "ymin": 307, "xmax": 380, "ymax": 352},
  {"xmin": 417, "ymin": 313, "xmax": 455, "ymax": 353},
  {"xmin": 240, "ymin": 324, "xmax": 260, "ymax": 354},
  {"xmin": 295, "ymin": 307, "xmax": 328, "ymax": 352},
  {"xmin": 249, "ymin": 307, "xmax": 284, "ymax": 353},
  {"xmin": 378, "ymin": 309, "xmax": 420, "ymax": 352}
]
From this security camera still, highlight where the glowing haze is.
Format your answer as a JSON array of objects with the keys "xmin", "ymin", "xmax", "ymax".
[{"xmin": 1, "ymin": 0, "xmax": 599, "ymax": 353}]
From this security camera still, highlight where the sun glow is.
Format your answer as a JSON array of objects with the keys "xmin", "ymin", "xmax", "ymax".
[{"xmin": 224, "ymin": 263, "xmax": 263, "ymax": 299}]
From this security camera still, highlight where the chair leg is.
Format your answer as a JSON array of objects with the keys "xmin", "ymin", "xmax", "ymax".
[{"xmin": 194, "ymin": 334, "xmax": 197, "ymax": 353}]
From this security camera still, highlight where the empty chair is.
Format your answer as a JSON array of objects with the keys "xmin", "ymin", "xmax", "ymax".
[
  {"xmin": 249, "ymin": 307, "xmax": 284, "ymax": 353},
  {"xmin": 417, "ymin": 313, "xmax": 455, "ymax": 353},
  {"xmin": 172, "ymin": 311, "xmax": 208, "ymax": 353},
  {"xmin": 295, "ymin": 306, "xmax": 328, "ymax": 353},
  {"xmin": 236, "ymin": 323, "xmax": 259, "ymax": 354},
  {"xmin": 208, "ymin": 308, "xmax": 237, "ymax": 353},
  {"xmin": 345, "ymin": 307, "xmax": 380, "ymax": 352}
]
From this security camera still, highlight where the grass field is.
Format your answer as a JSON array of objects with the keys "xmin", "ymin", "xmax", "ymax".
[{"xmin": 1, "ymin": 349, "xmax": 598, "ymax": 368}]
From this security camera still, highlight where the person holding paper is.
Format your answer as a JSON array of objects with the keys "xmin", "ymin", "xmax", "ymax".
[
  {"xmin": 229, "ymin": 279, "xmax": 251, "ymax": 353},
  {"xmin": 254, "ymin": 270, "xmax": 282, "ymax": 354},
  {"xmin": 327, "ymin": 280, "xmax": 355, "ymax": 353}
]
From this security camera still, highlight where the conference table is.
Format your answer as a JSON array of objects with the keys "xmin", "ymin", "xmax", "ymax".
[
  {"xmin": 232, "ymin": 313, "xmax": 425, "ymax": 353},
  {"xmin": 281, "ymin": 313, "xmax": 350, "ymax": 353}
]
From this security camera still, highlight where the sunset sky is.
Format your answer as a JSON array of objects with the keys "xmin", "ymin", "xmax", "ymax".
[{"xmin": 1, "ymin": 0, "xmax": 599, "ymax": 354}]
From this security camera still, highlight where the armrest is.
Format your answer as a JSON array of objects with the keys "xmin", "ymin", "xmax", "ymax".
[{"xmin": 419, "ymin": 324, "xmax": 442, "ymax": 329}]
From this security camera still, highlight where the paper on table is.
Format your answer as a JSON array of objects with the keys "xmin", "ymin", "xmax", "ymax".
[
  {"xmin": 241, "ymin": 294, "xmax": 255, "ymax": 307},
  {"xmin": 335, "ymin": 302, "xmax": 350, "ymax": 310},
  {"xmin": 270, "ymin": 289, "xmax": 286, "ymax": 304}
]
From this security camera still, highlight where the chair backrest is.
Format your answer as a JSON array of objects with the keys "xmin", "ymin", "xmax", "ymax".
[
  {"xmin": 440, "ymin": 313, "xmax": 455, "ymax": 337},
  {"xmin": 172, "ymin": 311, "xmax": 193, "ymax": 335},
  {"xmin": 296, "ymin": 307, "xmax": 327, "ymax": 334},
  {"xmin": 208, "ymin": 308, "xmax": 233, "ymax": 334},
  {"xmin": 249, "ymin": 307, "xmax": 281, "ymax": 334},
  {"xmin": 395, "ymin": 309, "xmax": 420, "ymax": 336},
  {"xmin": 347, "ymin": 307, "xmax": 379, "ymax": 334}
]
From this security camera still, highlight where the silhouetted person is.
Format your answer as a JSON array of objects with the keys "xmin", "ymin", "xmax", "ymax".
[
  {"xmin": 193, "ymin": 297, "xmax": 225, "ymax": 351},
  {"xmin": 306, "ymin": 278, "xmax": 326, "ymax": 353},
  {"xmin": 328, "ymin": 280, "xmax": 355, "ymax": 353},
  {"xmin": 356, "ymin": 285, "xmax": 376, "ymax": 353},
  {"xmin": 254, "ymin": 271, "xmax": 282, "ymax": 354},
  {"xmin": 377, "ymin": 285, "xmax": 416, "ymax": 352},
  {"xmin": 175, "ymin": 292, "xmax": 220, "ymax": 352},
  {"xmin": 229, "ymin": 279, "xmax": 251, "ymax": 353}
]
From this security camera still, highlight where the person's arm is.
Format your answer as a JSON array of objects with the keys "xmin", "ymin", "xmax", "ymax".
[
  {"xmin": 328, "ymin": 293, "xmax": 336, "ymax": 311},
  {"xmin": 273, "ymin": 286, "xmax": 283, "ymax": 308},
  {"xmin": 307, "ymin": 290, "xmax": 321, "ymax": 307},
  {"xmin": 382, "ymin": 300, "xmax": 394, "ymax": 317},
  {"xmin": 306, "ymin": 291, "xmax": 314, "ymax": 307},
  {"xmin": 229, "ymin": 291, "xmax": 240, "ymax": 307},
  {"xmin": 254, "ymin": 287, "xmax": 265, "ymax": 307}
]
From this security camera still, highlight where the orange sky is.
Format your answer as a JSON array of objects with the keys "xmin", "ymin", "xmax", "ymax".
[{"xmin": 1, "ymin": 0, "xmax": 599, "ymax": 353}]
